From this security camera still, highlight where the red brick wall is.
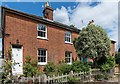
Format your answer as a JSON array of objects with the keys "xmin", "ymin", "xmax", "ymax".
[
  {"xmin": 4, "ymin": 12, "xmax": 78, "ymax": 66},
  {"xmin": 111, "ymin": 41, "xmax": 115, "ymax": 57}
]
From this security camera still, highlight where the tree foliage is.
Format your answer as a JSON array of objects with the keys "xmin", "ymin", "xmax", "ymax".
[
  {"xmin": 115, "ymin": 52, "xmax": 120, "ymax": 64},
  {"xmin": 73, "ymin": 24, "xmax": 111, "ymax": 63}
]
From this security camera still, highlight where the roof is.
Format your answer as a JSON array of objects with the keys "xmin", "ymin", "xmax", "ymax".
[
  {"xmin": 111, "ymin": 40, "xmax": 116, "ymax": 43},
  {"xmin": 1, "ymin": 6, "xmax": 80, "ymax": 34},
  {"xmin": 1, "ymin": 6, "xmax": 117, "ymax": 43}
]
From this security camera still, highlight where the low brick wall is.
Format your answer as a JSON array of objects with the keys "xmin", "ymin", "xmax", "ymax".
[{"xmin": 115, "ymin": 64, "xmax": 119, "ymax": 73}]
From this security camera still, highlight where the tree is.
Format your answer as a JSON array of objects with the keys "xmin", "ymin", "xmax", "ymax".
[
  {"xmin": 73, "ymin": 24, "xmax": 111, "ymax": 66},
  {"xmin": 115, "ymin": 48, "xmax": 120, "ymax": 64},
  {"xmin": 70, "ymin": 25, "xmax": 75, "ymax": 27},
  {"xmin": 70, "ymin": 24, "xmax": 78, "ymax": 29}
]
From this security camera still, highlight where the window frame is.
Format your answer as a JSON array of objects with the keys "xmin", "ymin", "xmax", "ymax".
[
  {"xmin": 65, "ymin": 31, "xmax": 72, "ymax": 44},
  {"xmin": 65, "ymin": 51, "xmax": 72, "ymax": 65},
  {"xmin": 37, "ymin": 24, "xmax": 47, "ymax": 39},
  {"xmin": 37, "ymin": 49, "xmax": 47, "ymax": 65}
]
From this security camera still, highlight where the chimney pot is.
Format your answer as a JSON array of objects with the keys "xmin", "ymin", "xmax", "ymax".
[{"xmin": 88, "ymin": 20, "xmax": 94, "ymax": 25}]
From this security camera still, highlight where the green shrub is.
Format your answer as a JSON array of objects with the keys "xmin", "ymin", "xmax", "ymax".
[
  {"xmin": 2, "ymin": 47, "xmax": 13, "ymax": 83},
  {"xmin": 87, "ymin": 62, "xmax": 93, "ymax": 67},
  {"xmin": 44, "ymin": 62, "xmax": 55, "ymax": 73},
  {"xmin": 94, "ymin": 73, "xmax": 105, "ymax": 81},
  {"xmin": 94, "ymin": 72, "xmax": 112, "ymax": 81},
  {"xmin": 56, "ymin": 63, "xmax": 72, "ymax": 74},
  {"xmin": 72, "ymin": 61, "xmax": 90, "ymax": 72},
  {"xmin": 23, "ymin": 55, "xmax": 43, "ymax": 77},
  {"xmin": 68, "ymin": 75, "xmax": 82, "ymax": 83},
  {"xmin": 101, "ymin": 56, "xmax": 114, "ymax": 72}
]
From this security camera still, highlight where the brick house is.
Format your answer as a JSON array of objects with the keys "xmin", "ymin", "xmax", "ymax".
[{"xmin": 1, "ymin": 3, "xmax": 116, "ymax": 75}]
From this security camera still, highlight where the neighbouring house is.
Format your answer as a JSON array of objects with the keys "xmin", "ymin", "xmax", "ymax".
[{"xmin": 1, "ymin": 2, "xmax": 116, "ymax": 75}]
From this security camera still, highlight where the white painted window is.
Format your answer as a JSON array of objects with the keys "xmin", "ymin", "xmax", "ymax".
[
  {"xmin": 37, "ymin": 24, "xmax": 47, "ymax": 39},
  {"xmin": 65, "ymin": 31, "xmax": 71, "ymax": 43},
  {"xmin": 65, "ymin": 51, "xmax": 72, "ymax": 65},
  {"xmin": 38, "ymin": 49, "xmax": 47, "ymax": 65}
]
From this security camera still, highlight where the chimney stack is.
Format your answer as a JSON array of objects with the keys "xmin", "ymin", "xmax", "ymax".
[
  {"xmin": 43, "ymin": 2, "xmax": 53, "ymax": 20},
  {"xmin": 88, "ymin": 20, "xmax": 94, "ymax": 25}
]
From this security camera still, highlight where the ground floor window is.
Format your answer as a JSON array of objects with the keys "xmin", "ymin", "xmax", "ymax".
[
  {"xmin": 65, "ymin": 51, "xmax": 72, "ymax": 64},
  {"xmin": 38, "ymin": 49, "xmax": 47, "ymax": 65}
]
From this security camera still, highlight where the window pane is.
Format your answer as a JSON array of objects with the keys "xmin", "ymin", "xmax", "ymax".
[
  {"xmin": 37, "ymin": 24, "xmax": 47, "ymax": 38},
  {"xmin": 38, "ymin": 24, "xmax": 46, "ymax": 31},
  {"xmin": 67, "ymin": 37, "xmax": 69, "ymax": 42},
  {"xmin": 38, "ymin": 57, "xmax": 40, "ymax": 62},
  {"xmin": 38, "ymin": 24, "xmax": 41, "ymax": 30},
  {"xmin": 65, "ymin": 37, "xmax": 67, "ymax": 41},
  {"xmin": 65, "ymin": 58, "xmax": 68, "ymax": 63},
  {"xmin": 38, "ymin": 31, "xmax": 46, "ymax": 37},
  {"xmin": 43, "ymin": 50, "xmax": 46, "ymax": 56},
  {"xmin": 38, "ymin": 50, "xmax": 40, "ymax": 55},
  {"xmin": 38, "ymin": 31, "xmax": 42, "ymax": 36},
  {"xmin": 38, "ymin": 27, "xmax": 41, "ymax": 30},
  {"xmin": 68, "ymin": 38, "xmax": 70, "ymax": 42},
  {"xmin": 68, "ymin": 58, "xmax": 70, "ymax": 62},
  {"xmin": 41, "ymin": 57, "xmax": 44, "ymax": 62},
  {"xmin": 65, "ymin": 31, "xmax": 71, "ymax": 42},
  {"xmin": 65, "ymin": 52, "xmax": 71, "ymax": 63},
  {"xmin": 41, "ymin": 50, "xmax": 43, "ymax": 55},
  {"xmin": 41, "ymin": 25, "xmax": 46, "ymax": 31},
  {"xmin": 38, "ymin": 49, "xmax": 47, "ymax": 63},
  {"xmin": 44, "ymin": 57, "xmax": 46, "ymax": 62}
]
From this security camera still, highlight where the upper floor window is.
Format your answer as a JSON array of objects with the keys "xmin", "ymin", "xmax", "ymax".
[
  {"xmin": 38, "ymin": 49, "xmax": 47, "ymax": 65},
  {"xmin": 37, "ymin": 24, "xmax": 47, "ymax": 39},
  {"xmin": 65, "ymin": 51, "xmax": 72, "ymax": 65},
  {"xmin": 65, "ymin": 31, "xmax": 71, "ymax": 43}
]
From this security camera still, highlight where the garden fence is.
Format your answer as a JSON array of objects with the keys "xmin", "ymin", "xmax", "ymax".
[{"xmin": 4, "ymin": 69, "xmax": 102, "ymax": 83}]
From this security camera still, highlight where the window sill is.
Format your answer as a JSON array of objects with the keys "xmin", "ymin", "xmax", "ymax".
[
  {"xmin": 38, "ymin": 62, "xmax": 47, "ymax": 65},
  {"xmin": 65, "ymin": 42, "xmax": 73, "ymax": 45},
  {"xmin": 37, "ymin": 36, "xmax": 48, "ymax": 41}
]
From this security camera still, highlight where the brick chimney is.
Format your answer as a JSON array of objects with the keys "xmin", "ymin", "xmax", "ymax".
[{"xmin": 43, "ymin": 2, "xmax": 53, "ymax": 20}]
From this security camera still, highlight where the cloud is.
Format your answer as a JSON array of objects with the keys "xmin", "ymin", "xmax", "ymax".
[
  {"xmin": 54, "ymin": 6, "xmax": 70, "ymax": 25},
  {"xmin": 53, "ymin": 2, "xmax": 118, "ymax": 51}
]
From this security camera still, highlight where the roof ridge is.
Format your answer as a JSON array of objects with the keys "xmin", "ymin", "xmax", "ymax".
[{"xmin": 1, "ymin": 6, "xmax": 80, "ymax": 33}]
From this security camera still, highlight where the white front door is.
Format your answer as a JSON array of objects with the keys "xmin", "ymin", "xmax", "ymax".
[{"xmin": 12, "ymin": 46, "xmax": 23, "ymax": 75}]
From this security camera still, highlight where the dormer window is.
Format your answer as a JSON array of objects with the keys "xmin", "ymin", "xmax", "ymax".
[
  {"xmin": 65, "ymin": 31, "xmax": 71, "ymax": 43},
  {"xmin": 37, "ymin": 24, "xmax": 47, "ymax": 39}
]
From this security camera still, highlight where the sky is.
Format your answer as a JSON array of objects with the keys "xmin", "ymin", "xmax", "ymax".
[{"xmin": 0, "ymin": 0, "xmax": 119, "ymax": 51}]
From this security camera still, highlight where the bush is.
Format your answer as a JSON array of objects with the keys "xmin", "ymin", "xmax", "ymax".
[
  {"xmin": 94, "ymin": 72, "xmax": 112, "ymax": 81},
  {"xmin": 94, "ymin": 73, "xmax": 105, "ymax": 81},
  {"xmin": 2, "ymin": 47, "xmax": 13, "ymax": 83},
  {"xmin": 23, "ymin": 55, "xmax": 43, "ymax": 77},
  {"xmin": 101, "ymin": 56, "xmax": 114, "ymax": 72},
  {"xmin": 68, "ymin": 75, "xmax": 82, "ymax": 83},
  {"xmin": 72, "ymin": 61, "xmax": 90, "ymax": 72},
  {"xmin": 56, "ymin": 63, "xmax": 72, "ymax": 74},
  {"xmin": 44, "ymin": 62, "xmax": 55, "ymax": 74}
]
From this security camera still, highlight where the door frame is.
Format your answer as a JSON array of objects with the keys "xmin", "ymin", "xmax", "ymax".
[{"xmin": 11, "ymin": 44, "xmax": 23, "ymax": 75}]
